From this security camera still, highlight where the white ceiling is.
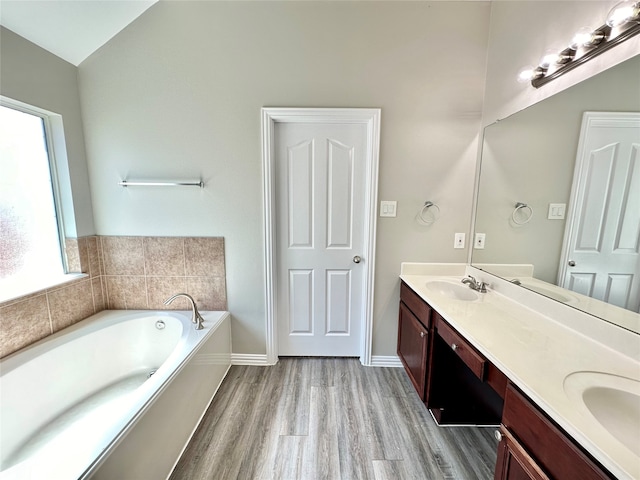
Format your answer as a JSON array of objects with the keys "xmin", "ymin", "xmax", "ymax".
[{"xmin": 0, "ymin": 0, "xmax": 158, "ymax": 66}]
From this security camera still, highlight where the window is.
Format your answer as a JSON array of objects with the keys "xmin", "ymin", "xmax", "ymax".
[{"xmin": 0, "ymin": 99, "xmax": 68, "ymax": 301}]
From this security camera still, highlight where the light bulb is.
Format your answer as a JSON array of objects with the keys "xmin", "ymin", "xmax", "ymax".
[
  {"xmin": 539, "ymin": 50, "xmax": 560, "ymax": 69},
  {"xmin": 570, "ymin": 27, "xmax": 604, "ymax": 49},
  {"xmin": 516, "ymin": 66, "xmax": 543, "ymax": 83},
  {"xmin": 517, "ymin": 66, "xmax": 536, "ymax": 83},
  {"xmin": 606, "ymin": 1, "xmax": 640, "ymax": 27}
]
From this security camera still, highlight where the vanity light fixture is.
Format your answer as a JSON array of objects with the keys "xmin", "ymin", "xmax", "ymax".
[{"xmin": 519, "ymin": 1, "xmax": 640, "ymax": 88}]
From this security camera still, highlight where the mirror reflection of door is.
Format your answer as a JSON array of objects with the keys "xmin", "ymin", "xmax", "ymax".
[{"xmin": 560, "ymin": 112, "xmax": 640, "ymax": 313}]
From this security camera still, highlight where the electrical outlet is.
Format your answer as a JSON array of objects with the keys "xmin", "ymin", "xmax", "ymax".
[
  {"xmin": 474, "ymin": 233, "xmax": 486, "ymax": 249},
  {"xmin": 454, "ymin": 233, "xmax": 465, "ymax": 249}
]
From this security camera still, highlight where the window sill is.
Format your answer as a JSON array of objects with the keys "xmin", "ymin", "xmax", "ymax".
[{"xmin": 0, "ymin": 273, "xmax": 89, "ymax": 306}]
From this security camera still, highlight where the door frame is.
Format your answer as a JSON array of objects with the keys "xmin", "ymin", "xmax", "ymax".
[
  {"xmin": 261, "ymin": 107, "xmax": 381, "ymax": 366},
  {"xmin": 558, "ymin": 111, "xmax": 639, "ymax": 289}
]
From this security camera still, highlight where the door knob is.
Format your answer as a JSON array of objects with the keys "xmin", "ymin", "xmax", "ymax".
[
  {"xmin": 568, "ymin": 260, "xmax": 576, "ymax": 267},
  {"xmin": 353, "ymin": 256, "xmax": 362, "ymax": 264}
]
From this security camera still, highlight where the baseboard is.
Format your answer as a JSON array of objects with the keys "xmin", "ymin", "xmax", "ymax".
[
  {"xmin": 369, "ymin": 355, "xmax": 403, "ymax": 367},
  {"xmin": 231, "ymin": 353, "xmax": 270, "ymax": 365},
  {"xmin": 231, "ymin": 354, "xmax": 401, "ymax": 367}
]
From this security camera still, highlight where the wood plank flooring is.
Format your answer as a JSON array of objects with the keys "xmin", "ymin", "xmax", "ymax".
[{"xmin": 170, "ymin": 358, "xmax": 498, "ymax": 480}]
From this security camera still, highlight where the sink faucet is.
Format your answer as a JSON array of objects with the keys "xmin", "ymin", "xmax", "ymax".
[
  {"xmin": 461, "ymin": 275, "xmax": 489, "ymax": 293},
  {"xmin": 164, "ymin": 293, "xmax": 205, "ymax": 330}
]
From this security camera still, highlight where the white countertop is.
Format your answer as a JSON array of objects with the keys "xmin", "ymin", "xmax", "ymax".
[{"xmin": 399, "ymin": 263, "xmax": 640, "ymax": 480}]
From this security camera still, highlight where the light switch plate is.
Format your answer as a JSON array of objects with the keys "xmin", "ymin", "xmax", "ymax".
[
  {"xmin": 380, "ymin": 201, "xmax": 397, "ymax": 217},
  {"xmin": 548, "ymin": 203, "xmax": 566, "ymax": 220},
  {"xmin": 474, "ymin": 233, "xmax": 486, "ymax": 249},
  {"xmin": 454, "ymin": 233, "xmax": 465, "ymax": 249}
]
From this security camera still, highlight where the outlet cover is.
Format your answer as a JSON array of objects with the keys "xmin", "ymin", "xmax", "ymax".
[
  {"xmin": 474, "ymin": 233, "xmax": 486, "ymax": 249},
  {"xmin": 454, "ymin": 233, "xmax": 465, "ymax": 249}
]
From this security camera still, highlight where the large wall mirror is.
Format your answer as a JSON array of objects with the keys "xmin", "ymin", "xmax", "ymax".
[{"xmin": 473, "ymin": 54, "xmax": 640, "ymax": 334}]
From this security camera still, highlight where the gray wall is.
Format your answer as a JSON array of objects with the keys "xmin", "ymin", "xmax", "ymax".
[
  {"xmin": 0, "ymin": 27, "xmax": 95, "ymax": 237},
  {"xmin": 78, "ymin": 1, "xmax": 491, "ymax": 356}
]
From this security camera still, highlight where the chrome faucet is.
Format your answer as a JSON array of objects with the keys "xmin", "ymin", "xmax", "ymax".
[
  {"xmin": 461, "ymin": 275, "xmax": 489, "ymax": 293},
  {"xmin": 164, "ymin": 293, "xmax": 205, "ymax": 330}
]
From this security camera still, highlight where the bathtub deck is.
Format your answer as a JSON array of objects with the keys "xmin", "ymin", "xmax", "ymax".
[{"xmin": 170, "ymin": 358, "xmax": 498, "ymax": 480}]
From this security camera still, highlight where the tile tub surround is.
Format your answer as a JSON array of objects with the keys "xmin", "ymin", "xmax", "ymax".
[{"xmin": 0, "ymin": 235, "xmax": 227, "ymax": 358}]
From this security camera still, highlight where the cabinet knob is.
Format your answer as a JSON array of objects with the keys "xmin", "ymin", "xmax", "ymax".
[
  {"xmin": 494, "ymin": 430, "xmax": 503, "ymax": 442},
  {"xmin": 451, "ymin": 343, "xmax": 458, "ymax": 351},
  {"xmin": 420, "ymin": 331, "xmax": 426, "ymax": 338},
  {"xmin": 568, "ymin": 260, "xmax": 576, "ymax": 267}
]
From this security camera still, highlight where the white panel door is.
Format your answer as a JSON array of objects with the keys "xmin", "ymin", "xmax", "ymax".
[
  {"xmin": 275, "ymin": 122, "xmax": 366, "ymax": 356},
  {"xmin": 561, "ymin": 113, "xmax": 640, "ymax": 312}
]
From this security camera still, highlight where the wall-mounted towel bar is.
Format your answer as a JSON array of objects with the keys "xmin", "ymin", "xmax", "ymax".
[{"xmin": 119, "ymin": 179, "xmax": 204, "ymax": 188}]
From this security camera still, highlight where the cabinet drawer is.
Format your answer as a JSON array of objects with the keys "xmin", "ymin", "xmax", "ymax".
[
  {"xmin": 503, "ymin": 384, "xmax": 612, "ymax": 480},
  {"xmin": 400, "ymin": 282, "xmax": 431, "ymax": 328},
  {"xmin": 435, "ymin": 314, "xmax": 486, "ymax": 381}
]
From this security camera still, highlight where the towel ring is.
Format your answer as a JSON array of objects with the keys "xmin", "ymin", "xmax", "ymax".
[
  {"xmin": 419, "ymin": 201, "xmax": 440, "ymax": 225},
  {"xmin": 512, "ymin": 202, "xmax": 533, "ymax": 225}
]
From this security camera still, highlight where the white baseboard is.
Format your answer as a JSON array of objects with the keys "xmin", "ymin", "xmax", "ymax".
[
  {"xmin": 231, "ymin": 353, "xmax": 270, "ymax": 365},
  {"xmin": 231, "ymin": 354, "xmax": 401, "ymax": 367},
  {"xmin": 369, "ymin": 355, "xmax": 402, "ymax": 367}
]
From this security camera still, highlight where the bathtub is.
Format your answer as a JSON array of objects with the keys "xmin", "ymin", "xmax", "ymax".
[{"xmin": 0, "ymin": 309, "xmax": 231, "ymax": 480}]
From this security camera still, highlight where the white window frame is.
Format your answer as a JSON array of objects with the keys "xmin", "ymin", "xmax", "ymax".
[{"xmin": 1, "ymin": 96, "xmax": 79, "ymax": 299}]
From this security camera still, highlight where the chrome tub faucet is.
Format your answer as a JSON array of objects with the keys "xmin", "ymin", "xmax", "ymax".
[{"xmin": 164, "ymin": 293, "xmax": 205, "ymax": 330}]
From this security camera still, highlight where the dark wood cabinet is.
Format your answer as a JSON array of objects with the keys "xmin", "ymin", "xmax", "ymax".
[
  {"xmin": 495, "ymin": 426, "xmax": 550, "ymax": 480},
  {"xmin": 397, "ymin": 301, "xmax": 429, "ymax": 399},
  {"xmin": 397, "ymin": 282, "xmax": 431, "ymax": 400},
  {"xmin": 398, "ymin": 282, "xmax": 614, "ymax": 480},
  {"xmin": 427, "ymin": 312, "xmax": 504, "ymax": 426},
  {"xmin": 499, "ymin": 384, "xmax": 613, "ymax": 480}
]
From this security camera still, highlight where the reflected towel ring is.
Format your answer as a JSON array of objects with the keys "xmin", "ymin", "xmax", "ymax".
[
  {"xmin": 419, "ymin": 201, "xmax": 440, "ymax": 225},
  {"xmin": 512, "ymin": 202, "xmax": 533, "ymax": 225}
]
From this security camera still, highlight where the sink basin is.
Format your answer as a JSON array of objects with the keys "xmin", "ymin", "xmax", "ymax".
[
  {"xmin": 564, "ymin": 371, "xmax": 640, "ymax": 456},
  {"xmin": 425, "ymin": 281, "xmax": 479, "ymax": 301}
]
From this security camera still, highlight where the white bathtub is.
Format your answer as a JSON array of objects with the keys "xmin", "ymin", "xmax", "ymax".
[{"xmin": 0, "ymin": 309, "xmax": 231, "ymax": 480}]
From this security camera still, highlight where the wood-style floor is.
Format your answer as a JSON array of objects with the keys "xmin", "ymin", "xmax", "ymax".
[{"xmin": 170, "ymin": 358, "xmax": 498, "ymax": 480}]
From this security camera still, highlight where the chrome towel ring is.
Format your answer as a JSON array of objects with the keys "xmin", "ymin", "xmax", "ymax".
[
  {"xmin": 512, "ymin": 202, "xmax": 533, "ymax": 225},
  {"xmin": 419, "ymin": 201, "xmax": 440, "ymax": 225}
]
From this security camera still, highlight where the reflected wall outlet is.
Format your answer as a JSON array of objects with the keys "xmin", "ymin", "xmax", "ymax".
[
  {"xmin": 454, "ymin": 233, "xmax": 465, "ymax": 249},
  {"xmin": 474, "ymin": 233, "xmax": 486, "ymax": 249}
]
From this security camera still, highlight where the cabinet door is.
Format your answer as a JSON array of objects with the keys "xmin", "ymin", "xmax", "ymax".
[
  {"xmin": 495, "ymin": 427, "xmax": 550, "ymax": 480},
  {"xmin": 397, "ymin": 301, "xmax": 429, "ymax": 399}
]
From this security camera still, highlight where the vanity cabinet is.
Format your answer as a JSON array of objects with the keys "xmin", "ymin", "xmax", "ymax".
[
  {"xmin": 427, "ymin": 313, "xmax": 505, "ymax": 425},
  {"xmin": 397, "ymin": 282, "xmax": 431, "ymax": 400},
  {"xmin": 398, "ymin": 281, "xmax": 615, "ymax": 480},
  {"xmin": 496, "ymin": 384, "xmax": 612, "ymax": 480}
]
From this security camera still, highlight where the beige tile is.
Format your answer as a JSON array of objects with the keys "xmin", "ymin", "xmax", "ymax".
[
  {"xmin": 65, "ymin": 237, "xmax": 82, "ymax": 273},
  {"xmin": 49, "ymin": 279, "xmax": 95, "ymax": 332},
  {"xmin": 86, "ymin": 236, "xmax": 102, "ymax": 277},
  {"xmin": 144, "ymin": 237, "xmax": 185, "ymax": 276},
  {"xmin": 105, "ymin": 276, "xmax": 148, "ymax": 310},
  {"xmin": 0, "ymin": 295, "xmax": 52, "ymax": 358},
  {"xmin": 184, "ymin": 237, "xmax": 225, "ymax": 277},
  {"xmin": 147, "ymin": 276, "xmax": 188, "ymax": 310},
  {"xmin": 102, "ymin": 236, "xmax": 145, "ymax": 275},
  {"xmin": 92, "ymin": 277, "xmax": 106, "ymax": 312},
  {"xmin": 186, "ymin": 276, "xmax": 227, "ymax": 310}
]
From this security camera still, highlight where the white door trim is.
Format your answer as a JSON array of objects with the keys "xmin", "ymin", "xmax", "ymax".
[{"xmin": 261, "ymin": 108, "xmax": 381, "ymax": 366}]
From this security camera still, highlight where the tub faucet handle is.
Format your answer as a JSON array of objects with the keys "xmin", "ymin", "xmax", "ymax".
[{"xmin": 163, "ymin": 293, "xmax": 205, "ymax": 330}]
